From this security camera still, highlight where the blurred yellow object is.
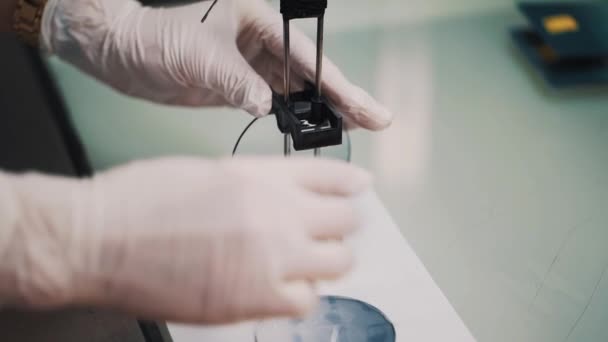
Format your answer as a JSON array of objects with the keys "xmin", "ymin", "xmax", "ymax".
[{"xmin": 543, "ymin": 14, "xmax": 579, "ymax": 34}]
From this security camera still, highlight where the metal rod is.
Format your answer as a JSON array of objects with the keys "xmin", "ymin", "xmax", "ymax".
[
  {"xmin": 283, "ymin": 19, "xmax": 291, "ymax": 105},
  {"xmin": 283, "ymin": 18, "xmax": 292, "ymax": 157},
  {"xmin": 314, "ymin": 15, "xmax": 325, "ymax": 158},
  {"xmin": 315, "ymin": 14, "xmax": 324, "ymax": 100},
  {"xmin": 284, "ymin": 134, "xmax": 291, "ymax": 156}
]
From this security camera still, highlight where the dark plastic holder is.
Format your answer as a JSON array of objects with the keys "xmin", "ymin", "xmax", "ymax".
[{"xmin": 272, "ymin": 87, "xmax": 342, "ymax": 151}]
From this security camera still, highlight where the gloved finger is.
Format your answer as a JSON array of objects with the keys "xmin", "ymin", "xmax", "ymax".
[
  {"xmin": 271, "ymin": 67, "xmax": 307, "ymax": 94},
  {"xmin": 206, "ymin": 48, "xmax": 273, "ymax": 117},
  {"xmin": 290, "ymin": 35, "xmax": 393, "ymax": 131},
  {"xmin": 286, "ymin": 158, "xmax": 372, "ymax": 196},
  {"xmin": 163, "ymin": 87, "xmax": 227, "ymax": 107},
  {"xmin": 228, "ymin": 157, "xmax": 371, "ymax": 196},
  {"xmin": 273, "ymin": 281, "xmax": 319, "ymax": 317},
  {"xmin": 291, "ymin": 41, "xmax": 393, "ymax": 131},
  {"xmin": 343, "ymin": 115, "xmax": 359, "ymax": 131},
  {"xmin": 260, "ymin": 68, "xmax": 305, "ymax": 96},
  {"xmin": 285, "ymin": 241, "xmax": 354, "ymax": 281},
  {"xmin": 266, "ymin": 73, "xmax": 287, "ymax": 95},
  {"xmin": 260, "ymin": 19, "xmax": 393, "ymax": 130},
  {"xmin": 300, "ymin": 197, "xmax": 357, "ymax": 240},
  {"xmin": 248, "ymin": 52, "xmax": 307, "ymax": 95}
]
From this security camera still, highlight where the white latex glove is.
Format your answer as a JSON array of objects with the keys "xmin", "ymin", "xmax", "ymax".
[
  {"xmin": 0, "ymin": 157, "xmax": 370, "ymax": 323},
  {"xmin": 41, "ymin": 0, "xmax": 393, "ymax": 130}
]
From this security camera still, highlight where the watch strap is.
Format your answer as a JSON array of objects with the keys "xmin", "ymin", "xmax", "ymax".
[{"xmin": 13, "ymin": 0, "xmax": 48, "ymax": 46}]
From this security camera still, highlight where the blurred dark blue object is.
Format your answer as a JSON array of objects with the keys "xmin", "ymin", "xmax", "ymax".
[
  {"xmin": 512, "ymin": 2, "xmax": 608, "ymax": 88},
  {"xmin": 519, "ymin": 2, "xmax": 608, "ymax": 58},
  {"xmin": 256, "ymin": 296, "xmax": 396, "ymax": 342}
]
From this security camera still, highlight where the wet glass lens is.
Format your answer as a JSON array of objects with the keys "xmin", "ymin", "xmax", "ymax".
[{"xmin": 255, "ymin": 296, "xmax": 395, "ymax": 342}]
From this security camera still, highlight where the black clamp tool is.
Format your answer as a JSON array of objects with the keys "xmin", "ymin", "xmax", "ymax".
[{"xmin": 273, "ymin": 0, "xmax": 343, "ymax": 156}]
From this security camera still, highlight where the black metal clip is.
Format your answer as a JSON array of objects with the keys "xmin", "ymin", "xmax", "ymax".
[{"xmin": 274, "ymin": 0, "xmax": 342, "ymax": 154}]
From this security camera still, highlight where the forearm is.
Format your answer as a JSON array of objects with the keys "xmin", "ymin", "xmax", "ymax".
[
  {"xmin": 0, "ymin": 0, "xmax": 19, "ymax": 32},
  {"xmin": 0, "ymin": 172, "xmax": 79, "ymax": 309},
  {"xmin": 0, "ymin": 172, "xmax": 24, "ymax": 306}
]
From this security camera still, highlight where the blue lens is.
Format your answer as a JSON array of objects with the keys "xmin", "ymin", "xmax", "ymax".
[{"xmin": 255, "ymin": 296, "xmax": 395, "ymax": 342}]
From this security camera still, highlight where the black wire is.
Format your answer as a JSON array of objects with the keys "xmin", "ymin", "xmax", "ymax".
[
  {"xmin": 232, "ymin": 118, "xmax": 259, "ymax": 156},
  {"xmin": 201, "ymin": 0, "xmax": 219, "ymax": 23}
]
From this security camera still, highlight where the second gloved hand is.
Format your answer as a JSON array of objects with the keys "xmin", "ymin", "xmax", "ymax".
[
  {"xmin": 4, "ymin": 157, "xmax": 370, "ymax": 323},
  {"xmin": 41, "ymin": 0, "xmax": 393, "ymax": 130}
]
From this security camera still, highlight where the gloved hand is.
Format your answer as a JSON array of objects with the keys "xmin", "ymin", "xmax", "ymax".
[
  {"xmin": 41, "ymin": 0, "xmax": 393, "ymax": 130},
  {"xmin": 0, "ymin": 157, "xmax": 370, "ymax": 323}
]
